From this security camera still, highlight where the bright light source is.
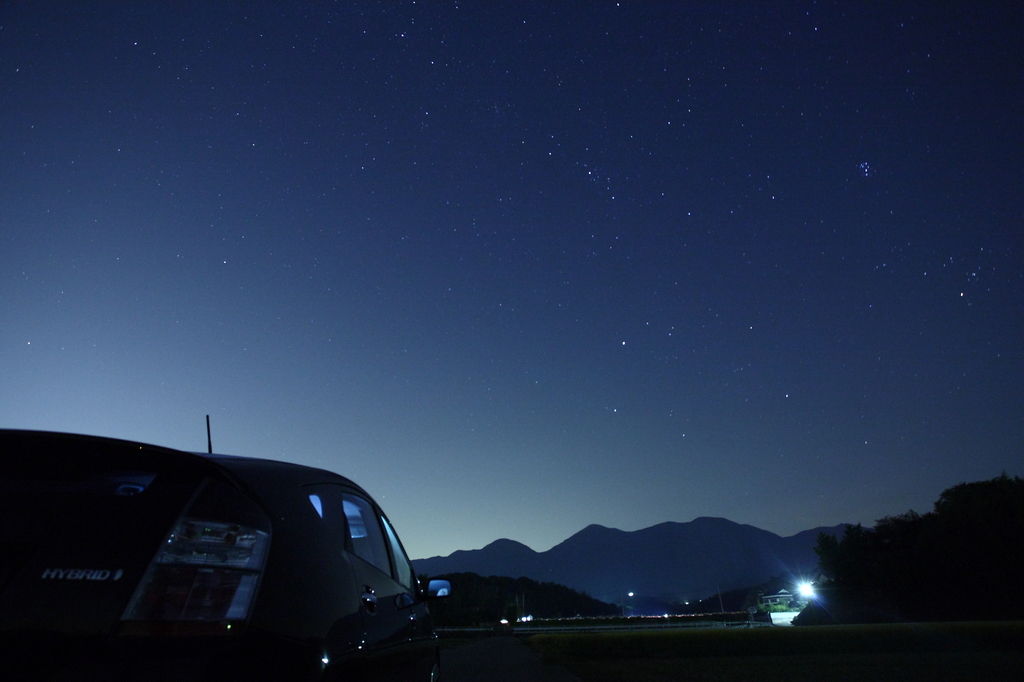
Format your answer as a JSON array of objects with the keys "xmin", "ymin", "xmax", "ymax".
[{"xmin": 798, "ymin": 582, "xmax": 815, "ymax": 599}]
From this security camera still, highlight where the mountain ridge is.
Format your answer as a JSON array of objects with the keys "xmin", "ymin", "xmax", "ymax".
[{"xmin": 413, "ymin": 518, "xmax": 849, "ymax": 603}]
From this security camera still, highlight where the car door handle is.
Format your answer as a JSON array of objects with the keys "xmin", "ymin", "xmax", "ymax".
[
  {"xmin": 361, "ymin": 587, "xmax": 378, "ymax": 615},
  {"xmin": 393, "ymin": 592, "xmax": 416, "ymax": 609}
]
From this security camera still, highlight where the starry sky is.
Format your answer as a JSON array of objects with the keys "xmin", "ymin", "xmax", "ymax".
[{"xmin": 2, "ymin": 2, "xmax": 1021, "ymax": 561}]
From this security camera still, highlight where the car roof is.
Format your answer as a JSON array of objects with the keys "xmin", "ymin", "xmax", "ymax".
[
  {"xmin": 0, "ymin": 429, "xmax": 368, "ymax": 498},
  {"xmin": 201, "ymin": 451, "xmax": 367, "ymax": 493}
]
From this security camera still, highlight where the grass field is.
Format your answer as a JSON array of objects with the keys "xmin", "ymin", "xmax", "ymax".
[{"xmin": 527, "ymin": 622, "xmax": 1024, "ymax": 682}]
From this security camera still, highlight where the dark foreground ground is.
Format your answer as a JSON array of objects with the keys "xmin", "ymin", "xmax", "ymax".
[
  {"xmin": 441, "ymin": 623, "xmax": 1024, "ymax": 682},
  {"xmin": 440, "ymin": 635, "xmax": 581, "ymax": 682}
]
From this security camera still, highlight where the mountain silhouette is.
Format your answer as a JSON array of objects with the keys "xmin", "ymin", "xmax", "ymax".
[{"xmin": 413, "ymin": 517, "xmax": 848, "ymax": 603}]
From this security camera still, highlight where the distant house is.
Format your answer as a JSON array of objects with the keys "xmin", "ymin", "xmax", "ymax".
[{"xmin": 760, "ymin": 589, "xmax": 794, "ymax": 607}]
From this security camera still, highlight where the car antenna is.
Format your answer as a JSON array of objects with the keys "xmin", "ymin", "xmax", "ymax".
[{"xmin": 206, "ymin": 414, "xmax": 213, "ymax": 454}]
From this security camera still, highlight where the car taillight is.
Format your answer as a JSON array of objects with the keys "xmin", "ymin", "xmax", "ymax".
[{"xmin": 120, "ymin": 478, "xmax": 270, "ymax": 631}]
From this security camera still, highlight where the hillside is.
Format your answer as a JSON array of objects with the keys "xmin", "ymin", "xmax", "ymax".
[{"xmin": 414, "ymin": 518, "xmax": 848, "ymax": 603}]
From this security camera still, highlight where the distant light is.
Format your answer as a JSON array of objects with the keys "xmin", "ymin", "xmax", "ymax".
[
  {"xmin": 628, "ymin": 592, "xmax": 634, "ymax": 597},
  {"xmin": 798, "ymin": 582, "xmax": 815, "ymax": 599}
]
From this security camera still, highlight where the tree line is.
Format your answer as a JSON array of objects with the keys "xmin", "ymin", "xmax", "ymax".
[{"xmin": 797, "ymin": 473, "xmax": 1024, "ymax": 624}]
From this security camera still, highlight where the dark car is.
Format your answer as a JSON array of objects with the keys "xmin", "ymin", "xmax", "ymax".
[{"xmin": 0, "ymin": 429, "xmax": 450, "ymax": 681}]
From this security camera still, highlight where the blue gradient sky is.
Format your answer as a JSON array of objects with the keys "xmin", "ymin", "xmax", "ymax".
[{"xmin": 2, "ymin": 2, "xmax": 1021, "ymax": 560}]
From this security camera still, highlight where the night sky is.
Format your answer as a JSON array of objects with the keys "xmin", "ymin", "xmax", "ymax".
[{"xmin": 2, "ymin": 2, "xmax": 1021, "ymax": 561}]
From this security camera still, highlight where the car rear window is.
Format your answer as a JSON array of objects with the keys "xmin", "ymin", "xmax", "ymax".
[
  {"xmin": 0, "ymin": 434, "xmax": 216, "ymax": 635},
  {"xmin": 0, "ymin": 471, "xmax": 158, "ymax": 498}
]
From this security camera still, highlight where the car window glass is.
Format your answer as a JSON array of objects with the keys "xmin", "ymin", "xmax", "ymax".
[
  {"xmin": 308, "ymin": 493, "xmax": 323, "ymax": 518},
  {"xmin": 381, "ymin": 515, "xmax": 414, "ymax": 589},
  {"xmin": 342, "ymin": 493, "xmax": 391, "ymax": 575},
  {"xmin": 302, "ymin": 486, "xmax": 349, "ymax": 557}
]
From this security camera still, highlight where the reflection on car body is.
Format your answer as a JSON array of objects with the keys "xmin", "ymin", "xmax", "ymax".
[{"xmin": 0, "ymin": 429, "xmax": 450, "ymax": 681}]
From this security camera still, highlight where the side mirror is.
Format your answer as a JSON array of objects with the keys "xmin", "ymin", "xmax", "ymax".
[{"xmin": 426, "ymin": 579, "xmax": 451, "ymax": 599}]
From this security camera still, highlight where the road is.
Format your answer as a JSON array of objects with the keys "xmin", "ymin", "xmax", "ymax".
[{"xmin": 439, "ymin": 636, "xmax": 581, "ymax": 682}]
